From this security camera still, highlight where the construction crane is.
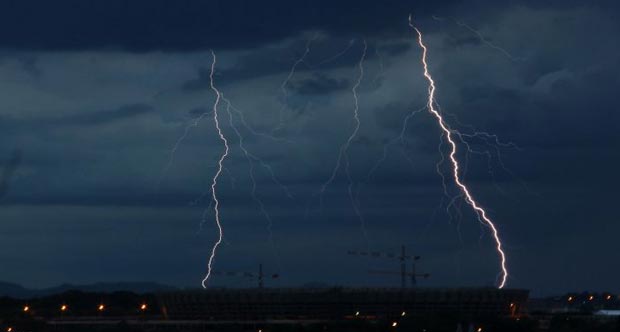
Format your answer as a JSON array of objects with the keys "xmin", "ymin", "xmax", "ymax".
[
  {"xmin": 212, "ymin": 264, "xmax": 279, "ymax": 288},
  {"xmin": 348, "ymin": 245, "xmax": 429, "ymax": 288}
]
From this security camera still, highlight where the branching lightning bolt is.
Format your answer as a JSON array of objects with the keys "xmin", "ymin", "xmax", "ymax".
[
  {"xmin": 320, "ymin": 40, "xmax": 368, "ymax": 239},
  {"xmin": 305, "ymin": 38, "xmax": 356, "ymax": 68},
  {"xmin": 409, "ymin": 15, "xmax": 508, "ymax": 288},
  {"xmin": 225, "ymin": 99, "xmax": 296, "ymax": 145},
  {"xmin": 221, "ymin": 95, "xmax": 286, "ymax": 269},
  {"xmin": 274, "ymin": 36, "xmax": 316, "ymax": 134},
  {"xmin": 221, "ymin": 98, "xmax": 294, "ymax": 199},
  {"xmin": 432, "ymin": 15, "xmax": 524, "ymax": 62},
  {"xmin": 454, "ymin": 20, "xmax": 524, "ymax": 62},
  {"xmin": 157, "ymin": 109, "xmax": 213, "ymax": 189},
  {"xmin": 426, "ymin": 98, "xmax": 530, "ymax": 239},
  {"xmin": 366, "ymin": 105, "xmax": 427, "ymax": 180},
  {"xmin": 202, "ymin": 50, "xmax": 229, "ymax": 289}
]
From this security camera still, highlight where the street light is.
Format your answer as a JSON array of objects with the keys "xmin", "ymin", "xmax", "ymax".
[
  {"xmin": 60, "ymin": 304, "xmax": 68, "ymax": 312},
  {"xmin": 98, "ymin": 304, "xmax": 105, "ymax": 312},
  {"xmin": 391, "ymin": 321, "xmax": 398, "ymax": 327},
  {"xmin": 23, "ymin": 305, "xmax": 29, "ymax": 312},
  {"xmin": 140, "ymin": 303, "xmax": 147, "ymax": 311}
]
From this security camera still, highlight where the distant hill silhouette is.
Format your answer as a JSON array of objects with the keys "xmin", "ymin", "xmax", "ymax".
[{"xmin": 0, "ymin": 281, "xmax": 176, "ymax": 298}]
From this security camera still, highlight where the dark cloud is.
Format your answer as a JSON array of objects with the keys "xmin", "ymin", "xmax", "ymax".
[
  {"xmin": 0, "ymin": 103, "xmax": 154, "ymax": 131},
  {"xmin": 181, "ymin": 67, "xmax": 211, "ymax": 92},
  {"xmin": 0, "ymin": 0, "xmax": 616, "ymax": 53},
  {"xmin": 290, "ymin": 73, "xmax": 349, "ymax": 95},
  {"xmin": 180, "ymin": 37, "xmax": 365, "ymax": 93},
  {"xmin": 0, "ymin": 149, "xmax": 21, "ymax": 200},
  {"xmin": 0, "ymin": 1, "xmax": 619, "ymax": 294},
  {"xmin": 377, "ymin": 42, "xmax": 413, "ymax": 56},
  {"xmin": 0, "ymin": 0, "xmax": 459, "ymax": 52},
  {"xmin": 18, "ymin": 56, "xmax": 42, "ymax": 77},
  {"xmin": 444, "ymin": 34, "xmax": 483, "ymax": 49},
  {"xmin": 55, "ymin": 103, "xmax": 153, "ymax": 126},
  {"xmin": 187, "ymin": 107, "xmax": 209, "ymax": 117}
]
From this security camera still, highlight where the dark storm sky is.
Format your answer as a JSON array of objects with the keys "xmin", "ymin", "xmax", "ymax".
[{"xmin": 0, "ymin": 0, "xmax": 618, "ymax": 295}]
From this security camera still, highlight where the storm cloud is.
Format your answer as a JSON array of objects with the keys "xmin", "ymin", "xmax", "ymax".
[{"xmin": 0, "ymin": 1, "xmax": 618, "ymax": 296}]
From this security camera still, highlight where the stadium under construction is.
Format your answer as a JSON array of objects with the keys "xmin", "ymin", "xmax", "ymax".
[
  {"xmin": 159, "ymin": 287, "xmax": 527, "ymax": 321},
  {"xmin": 3, "ymin": 287, "xmax": 530, "ymax": 332}
]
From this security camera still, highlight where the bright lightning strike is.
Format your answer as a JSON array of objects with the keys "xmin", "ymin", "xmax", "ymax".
[
  {"xmin": 202, "ymin": 50, "xmax": 230, "ymax": 289},
  {"xmin": 409, "ymin": 15, "xmax": 508, "ymax": 288},
  {"xmin": 429, "ymin": 101, "xmax": 525, "ymax": 231}
]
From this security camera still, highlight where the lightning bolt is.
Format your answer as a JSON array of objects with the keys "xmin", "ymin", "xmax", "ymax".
[
  {"xmin": 220, "ymin": 98, "xmax": 294, "ymax": 199},
  {"xmin": 320, "ymin": 39, "xmax": 368, "ymax": 240},
  {"xmin": 305, "ymin": 38, "xmax": 357, "ymax": 68},
  {"xmin": 225, "ymin": 99, "xmax": 296, "ymax": 145},
  {"xmin": 157, "ymin": 109, "xmax": 214, "ymax": 190},
  {"xmin": 432, "ymin": 15, "xmax": 524, "ymax": 62},
  {"xmin": 371, "ymin": 46, "xmax": 385, "ymax": 88},
  {"xmin": 366, "ymin": 105, "xmax": 427, "ymax": 181},
  {"xmin": 454, "ymin": 20, "xmax": 524, "ymax": 62},
  {"xmin": 202, "ymin": 50, "xmax": 229, "ymax": 289},
  {"xmin": 424, "ymin": 98, "xmax": 527, "ymax": 245},
  {"xmin": 432, "ymin": 102, "xmax": 528, "ymax": 218},
  {"xmin": 221, "ymin": 94, "xmax": 287, "ymax": 270},
  {"xmin": 409, "ymin": 15, "xmax": 508, "ymax": 288},
  {"xmin": 274, "ymin": 35, "xmax": 316, "ymax": 134}
]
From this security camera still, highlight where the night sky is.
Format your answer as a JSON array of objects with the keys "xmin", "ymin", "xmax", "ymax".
[{"xmin": 0, "ymin": 0, "xmax": 618, "ymax": 295}]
